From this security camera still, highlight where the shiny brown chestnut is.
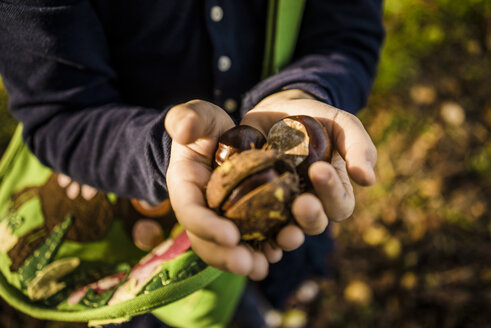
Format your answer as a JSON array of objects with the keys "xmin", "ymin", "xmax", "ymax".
[
  {"xmin": 215, "ymin": 125, "xmax": 266, "ymax": 166},
  {"xmin": 267, "ymin": 115, "xmax": 332, "ymax": 186}
]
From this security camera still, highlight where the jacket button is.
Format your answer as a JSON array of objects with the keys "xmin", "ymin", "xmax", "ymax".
[
  {"xmin": 224, "ymin": 99, "xmax": 237, "ymax": 112},
  {"xmin": 218, "ymin": 56, "xmax": 232, "ymax": 72},
  {"xmin": 210, "ymin": 6, "xmax": 223, "ymax": 22}
]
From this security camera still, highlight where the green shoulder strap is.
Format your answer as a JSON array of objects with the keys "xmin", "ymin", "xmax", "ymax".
[{"xmin": 262, "ymin": 0, "xmax": 307, "ymax": 79}]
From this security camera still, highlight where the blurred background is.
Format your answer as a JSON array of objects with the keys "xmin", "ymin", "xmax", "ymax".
[{"xmin": 1, "ymin": 0, "xmax": 490, "ymax": 327}]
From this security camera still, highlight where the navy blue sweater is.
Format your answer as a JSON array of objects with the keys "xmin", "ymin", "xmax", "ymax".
[{"xmin": 0, "ymin": 0, "xmax": 384, "ymax": 204}]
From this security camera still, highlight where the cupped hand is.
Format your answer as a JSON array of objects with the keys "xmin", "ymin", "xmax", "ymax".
[
  {"xmin": 241, "ymin": 89, "xmax": 377, "ymax": 246},
  {"xmin": 164, "ymin": 91, "xmax": 377, "ymax": 280},
  {"xmin": 165, "ymin": 100, "xmax": 278, "ymax": 280}
]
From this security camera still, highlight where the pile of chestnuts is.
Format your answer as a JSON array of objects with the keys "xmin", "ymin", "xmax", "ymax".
[{"xmin": 206, "ymin": 115, "xmax": 332, "ymax": 244}]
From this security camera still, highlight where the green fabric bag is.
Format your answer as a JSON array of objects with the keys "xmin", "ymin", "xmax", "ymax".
[
  {"xmin": 0, "ymin": 126, "xmax": 228, "ymax": 326},
  {"xmin": 0, "ymin": 0, "xmax": 306, "ymax": 326}
]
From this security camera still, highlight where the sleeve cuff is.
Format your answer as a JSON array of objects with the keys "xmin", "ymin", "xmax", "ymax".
[
  {"xmin": 280, "ymin": 82, "xmax": 333, "ymax": 105},
  {"xmin": 240, "ymin": 68, "xmax": 335, "ymax": 117},
  {"xmin": 240, "ymin": 54, "xmax": 374, "ymax": 117}
]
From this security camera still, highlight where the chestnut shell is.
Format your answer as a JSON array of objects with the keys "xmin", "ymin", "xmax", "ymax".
[
  {"xmin": 215, "ymin": 125, "xmax": 266, "ymax": 166},
  {"xmin": 206, "ymin": 149, "xmax": 299, "ymax": 241},
  {"xmin": 225, "ymin": 171, "xmax": 298, "ymax": 240},
  {"xmin": 268, "ymin": 115, "xmax": 332, "ymax": 187},
  {"xmin": 207, "ymin": 149, "xmax": 279, "ymax": 210}
]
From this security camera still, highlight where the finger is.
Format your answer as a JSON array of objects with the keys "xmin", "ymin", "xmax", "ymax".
[
  {"xmin": 309, "ymin": 159, "xmax": 355, "ymax": 222},
  {"xmin": 331, "ymin": 111, "xmax": 377, "ymax": 186},
  {"xmin": 132, "ymin": 219, "xmax": 164, "ymax": 251},
  {"xmin": 167, "ymin": 160, "xmax": 240, "ymax": 246},
  {"xmin": 248, "ymin": 251, "xmax": 269, "ymax": 281},
  {"xmin": 291, "ymin": 193, "xmax": 329, "ymax": 235},
  {"xmin": 242, "ymin": 99, "xmax": 377, "ymax": 186},
  {"xmin": 276, "ymin": 224, "xmax": 305, "ymax": 251},
  {"xmin": 187, "ymin": 231, "xmax": 254, "ymax": 276},
  {"xmin": 66, "ymin": 182, "xmax": 80, "ymax": 200},
  {"xmin": 81, "ymin": 185, "xmax": 98, "ymax": 200},
  {"xmin": 262, "ymin": 242, "xmax": 283, "ymax": 264},
  {"xmin": 57, "ymin": 173, "xmax": 72, "ymax": 187},
  {"xmin": 164, "ymin": 100, "xmax": 235, "ymax": 145},
  {"xmin": 174, "ymin": 202, "xmax": 241, "ymax": 246}
]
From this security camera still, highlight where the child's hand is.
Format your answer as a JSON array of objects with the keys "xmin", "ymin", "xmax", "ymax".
[
  {"xmin": 165, "ymin": 100, "xmax": 277, "ymax": 280},
  {"xmin": 164, "ymin": 91, "xmax": 377, "ymax": 281},
  {"xmin": 241, "ymin": 89, "xmax": 377, "ymax": 243}
]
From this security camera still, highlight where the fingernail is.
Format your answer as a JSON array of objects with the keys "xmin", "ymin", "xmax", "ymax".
[
  {"xmin": 57, "ymin": 174, "xmax": 72, "ymax": 188},
  {"xmin": 225, "ymin": 224, "xmax": 241, "ymax": 245},
  {"xmin": 81, "ymin": 185, "xmax": 98, "ymax": 201},
  {"xmin": 310, "ymin": 163, "xmax": 331, "ymax": 185},
  {"xmin": 320, "ymin": 169, "xmax": 333, "ymax": 186},
  {"xmin": 303, "ymin": 212, "xmax": 318, "ymax": 225},
  {"xmin": 364, "ymin": 163, "xmax": 376, "ymax": 185},
  {"xmin": 66, "ymin": 182, "xmax": 80, "ymax": 200},
  {"xmin": 132, "ymin": 219, "xmax": 164, "ymax": 251},
  {"xmin": 366, "ymin": 159, "xmax": 375, "ymax": 170}
]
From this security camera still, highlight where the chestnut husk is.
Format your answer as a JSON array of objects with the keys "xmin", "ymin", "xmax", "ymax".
[
  {"xmin": 224, "ymin": 169, "xmax": 298, "ymax": 241},
  {"xmin": 206, "ymin": 149, "xmax": 299, "ymax": 242}
]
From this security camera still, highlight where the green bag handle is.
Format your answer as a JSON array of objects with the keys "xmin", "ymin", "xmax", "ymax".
[
  {"xmin": 0, "ymin": 0, "xmax": 306, "ymax": 325},
  {"xmin": 262, "ymin": 0, "xmax": 306, "ymax": 78},
  {"xmin": 0, "ymin": 261, "xmax": 222, "ymax": 323}
]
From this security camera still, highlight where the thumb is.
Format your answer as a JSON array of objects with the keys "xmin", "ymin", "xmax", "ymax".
[{"xmin": 165, "ymin": 100, "xmax": 235, "ymax": 145}]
